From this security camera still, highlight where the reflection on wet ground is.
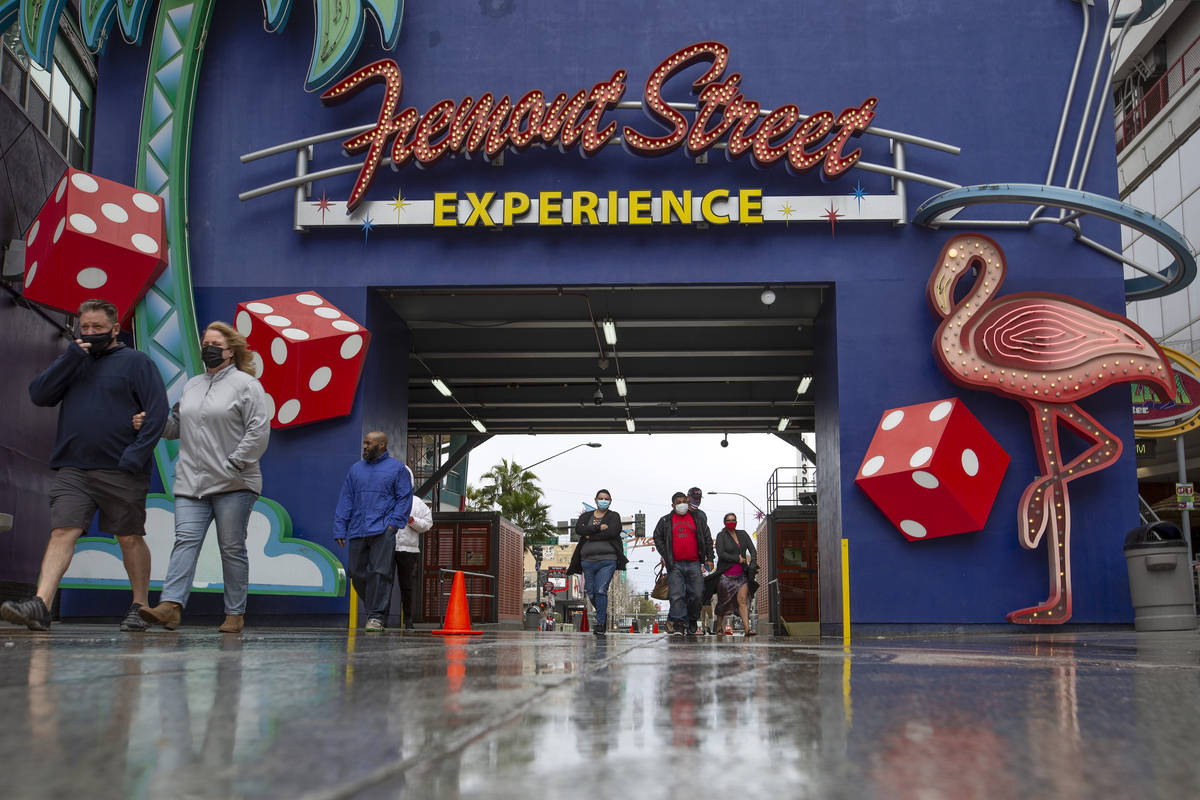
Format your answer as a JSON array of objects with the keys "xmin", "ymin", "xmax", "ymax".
[{"xmin": 1, "ymin": 626, "xmax": 1198, "ymax": 798}]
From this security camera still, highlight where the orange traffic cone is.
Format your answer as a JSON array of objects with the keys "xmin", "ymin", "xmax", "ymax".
[
  {"xmin": 652, "ymin": 621, "xmax": 659, "ymax": 633},
  {"xmin": 630, "ymin": 622, "xmax": 636, "ymax": 633},
  {"xmin": 579, "ymin": 610, "xmax": 590, "ymax": 632},
  {"xmin": 433, "ymin": 571, "xmax": 483, "ymax": 635}
]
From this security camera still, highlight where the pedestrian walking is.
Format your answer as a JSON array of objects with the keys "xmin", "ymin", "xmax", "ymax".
[
  {"xmin": 333, "ymin": 432, "xmax": 412, "ymax": 631},
  {"xmin": 2, "ymin": 299, "xmax": 168, "ymax": 632},
  {"xmin": 138, "ymin": 322, "xmax": 271, "ymax": 633},
  {"xmin": 711, "ymin": 513, "xmax": 759, "ymax": 636},
  {"xmin": 652, "ymin": 491, "xmax": 714, "ymax": 636},
  {"xmin": 567, "ymin": 489, "xmax": 628, "ymax": 636},
  {"xmin": 393, "ymin": 464, "xmax": 432, "ymax": 630}
]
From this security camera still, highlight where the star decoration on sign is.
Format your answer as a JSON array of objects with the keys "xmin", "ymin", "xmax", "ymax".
[
  {"xmin": 778, "ymin": 202, "xmax": 795, "ymax": 226},
  {"xmin": 822, "ymin": 204, "xmax": 843, "ymax": 238},
  {"xmin": 313, "ymin": 190, "xmax": 333, "ymax": 224},
  {"xmin": 361, "ymin": 215, "xmax": 374, "ymax": 243},
  {"xmin": 849, "ymin": 181, "xmax": 868, "ymax": 212},
  {"xmin": 390, "ymin": 192, "xmax": 410, "ymax": 222}
]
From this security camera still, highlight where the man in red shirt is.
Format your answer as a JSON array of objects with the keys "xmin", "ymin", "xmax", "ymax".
[{"xmin": 652, "ymin": 491, "xmax": 714, "ymax": 636}]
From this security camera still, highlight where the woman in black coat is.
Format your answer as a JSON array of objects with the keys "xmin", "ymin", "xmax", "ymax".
[
  {"xmin": 711, "ymin": 512, "xmax": 759, "ymax": 636},
  {"xmin": 566, "ymin": 489, "xmax": 628, "ymax": 635}
]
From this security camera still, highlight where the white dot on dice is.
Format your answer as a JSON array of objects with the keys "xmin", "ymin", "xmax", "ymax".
[
  {"xmin": 881, "ymin": 410, "xmax": 904, "ymax": 430},
  {"xmin": 55, "ymin": 177, "xmax": 67, "ymax": 203},
  {"xmin": 271, "ymin": 338, "xmax": 287, "ymax": 365},
  {"xmin": 132, "ymin": 193, "xmax": 160, "ymax": 213},
  {"xmin": 900, "ymin": 520, "xmax": 927, "ymax": 539},
  {"xmin": 70, "ymin": 173, "xmax": 99, "ymax": 193},
  {"xmin": 277, "ymin": 399, "xmax": 301, "ymax": 425},
  {"xmin": 236, "ymin": 311, "xmax": 252, "ymax": 336},
  {"xmin": 912, "ymin": 471, "xmax": 939, "ymax": 489},
  {"xmin": 130, "ymin": 233, "xmax": 158, "ymax": 254},
  {"xmin": 283, "ymin": 328, "xmax": 309, "ymax": 341},
  {"xmin": 101, "ymin": 203, "xmax": 128, "ymax": 223},
  {"xmin": 961, "ymin": 449, "xmax": 980, "ymax": 476},
  {"xmin": 314, "ymin": 307, "xmax": 340, "ymax": 319},
  {"xmin": 53, "ymin": 218, "xmax": 66, "ymax": 243},
  {"xmin": 909, "ymin": 446, "xmax": 933, "ymax": 468},
  {"xmin": 332, "ymin": 320, "xmax": 359, "ymax": 332},
  {"xmin": 295, "ymin": 294, "xmax": 322, "ymax": 306},
  {"xmin": 861, "ymin": 455, "xmax": 885, "ymax": 476},
  {"xmin": 263, "ymin": 393, "xmax": 276, "ymax": 421},
  {"xmin": 76, "ymin": 268, "xmax": 108, "ymax": 289},
  {"xmin": 246, "ymin": 302, "xmax": 274, "ymax": 313},
  {"xmin": 309, "ymin": 367, "xmax": 332, "ymax": 391},
  {"xmin": 340, "ymin": 334, "xmax": 363, "ymax": 359},
  {"xmin": 69, "ymin": 213, "xmax": 97, "ymax": 234},
  {"xmin": 928, "ymin": 401, "xmax": 953, "ymax": 421},
  {"xmin": 25, "ymin": 262, "xmax": 38, "ymax": 287},
  {"xmin": 26, "ymin": 220, "xmax": 38, "ymax": 246},
  {"xmin": 265, "ymin": 315, "xmax": 292, "ymax": 327},
  {"xmin": 249, "ymin": 352, "xmax": 264, "ymax": 378}
]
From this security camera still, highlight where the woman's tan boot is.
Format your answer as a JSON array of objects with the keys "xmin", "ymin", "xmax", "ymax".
[
  {"xmin": 138, "ymin": 601, "xmax": 182, "ymax": 630},
  {"xmin": 218, "ymin": 614, "xmax": 244, "ymax": 633}
]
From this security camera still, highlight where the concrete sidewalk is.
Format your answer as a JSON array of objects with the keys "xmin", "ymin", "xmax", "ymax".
[{"xmin": 1, "ymin": 626, "xmax": 1197, "ymax": 799}]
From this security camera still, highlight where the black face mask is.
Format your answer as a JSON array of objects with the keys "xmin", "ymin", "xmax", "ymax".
[
  {"xmin": 80, "ymin": 330, "xmax": 114, "ymax": 358},
  {"xmin": 201, "ymin": 345, "xmax": 228, "ymax": 369}
]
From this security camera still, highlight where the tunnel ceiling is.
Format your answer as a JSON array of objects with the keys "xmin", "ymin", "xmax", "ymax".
[{"xmin": 386, "ymin": 284, "xmax": 826, "ymax": 436}]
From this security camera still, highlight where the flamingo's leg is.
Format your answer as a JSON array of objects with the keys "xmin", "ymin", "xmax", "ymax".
[{"xmin": 1009, "ymin": 404, "xmax": 1122, "ymax": 624}]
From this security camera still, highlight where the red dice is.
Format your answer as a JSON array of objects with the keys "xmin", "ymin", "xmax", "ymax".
[
  {"xmin": 855, "ymin": 398, "xmax": 1009, "ymax": 541},
  {"xmin": 234, "ymin": 292, "xmax": 370, "ymax": 429},
  {"xmin": 22, "ymin": 168, "xmax": 166, "ymax": 320}
]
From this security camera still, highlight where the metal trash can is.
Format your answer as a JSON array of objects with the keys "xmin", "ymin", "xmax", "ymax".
[
  {"xmin": 524, "ymin": 605, "xmax": 542, "ymax": 631},
  {"xmin": 1123, "ymin": 522, "xmax": 1197, "ymax": 632}
]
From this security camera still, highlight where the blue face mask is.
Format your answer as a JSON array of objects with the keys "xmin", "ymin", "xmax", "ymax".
[{"xmin": 596, "ymin": 499, "xmax": 611, "ymax": 510}]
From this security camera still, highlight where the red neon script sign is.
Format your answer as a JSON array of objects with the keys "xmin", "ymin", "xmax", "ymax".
[{"xmin": 322, "ymin": 42, "xmax": 878, "ymax": 212}]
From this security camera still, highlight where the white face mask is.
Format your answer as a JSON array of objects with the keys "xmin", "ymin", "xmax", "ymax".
[{"xmin": 674, "ymin": 503, "xmax": 689, "ymax": 515}]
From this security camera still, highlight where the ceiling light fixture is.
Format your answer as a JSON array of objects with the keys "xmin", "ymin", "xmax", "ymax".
[
  {"xmin": 777, "ymin": 417, "xmax": 790, "ymax": 432},
  {"xmin": 797, "ymin": 375, "xmax": 813, "ymax": 395},
  {"xmin": 626, "ymin": 417, "xmax": 636, "ymax": 432},
  {"xmin": 431, "ymin": 377, "xmax": 453, "ymax": 397},
  {"xmin": 471, "ymin": 419, "xmax": 487, "ymax": 433},
  {"xmin": 615, "ymin": 377, "xmax": 627, "ymax": 397},
  {"xmin": 760, "ymin": 288, "xmax": 777, "ymax": 306},
  {"xmin": 602, "ymin": 317, "xmax": 618, "ymax": 345}
]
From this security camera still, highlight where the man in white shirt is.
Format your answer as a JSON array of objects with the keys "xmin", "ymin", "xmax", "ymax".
[{"xmin": 394, "ymin": 465, "xmax": 432, "ymax": 630}]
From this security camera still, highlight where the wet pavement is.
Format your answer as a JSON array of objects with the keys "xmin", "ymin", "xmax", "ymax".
[{"xmin": 1, "ymin": 626, "xmax": 1199, "ymax": 799}]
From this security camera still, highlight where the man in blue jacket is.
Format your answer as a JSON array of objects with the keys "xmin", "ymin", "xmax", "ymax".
[
  {"xmin": 2, "ymin": 299, "xmax": 168, "ymax": 632},
  {"xmin": 334, "ymin": 431, "xmax": 412, "ymax": 631}
]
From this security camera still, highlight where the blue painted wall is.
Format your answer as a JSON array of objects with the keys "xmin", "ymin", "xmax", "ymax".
[{"xmin": 82, "ymin": 0, "xmax": 1137, "ymax": 623}]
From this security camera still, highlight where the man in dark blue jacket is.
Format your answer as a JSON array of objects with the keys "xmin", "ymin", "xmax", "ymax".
[
  {"xmin": 2, "ymin": 299, "xmax": 168, "ymax": 632},
  {"xmin": 334, "ymin": 431, "xmax": 412, "ymax": 631}
]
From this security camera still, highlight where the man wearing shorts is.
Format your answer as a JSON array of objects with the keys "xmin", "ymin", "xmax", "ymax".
[{"xmin": 1, "ymin": 299, "xmax": 168, "ymax": 631}]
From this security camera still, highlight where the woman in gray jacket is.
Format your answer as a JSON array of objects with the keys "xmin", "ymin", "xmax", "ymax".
[{"xmin": 138, "ymin": 321, "xmax": 271, "ymax": 632}]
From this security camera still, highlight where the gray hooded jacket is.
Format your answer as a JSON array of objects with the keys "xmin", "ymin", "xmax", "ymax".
[{"xmin": 165, "ymin": 364, "xmax": 271, "ymax": 497}]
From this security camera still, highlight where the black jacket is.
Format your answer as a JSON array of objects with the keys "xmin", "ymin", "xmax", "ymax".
[
  {"xmin": 703, "ymin": 528, "xmax": 760, "ymax": 604},
  {"xmin": 566, "ymin": 509, "xmax": 629, "ymax": 574},
  {"xmin": 652, "ymin": 510, "xmax": 713, "ymax": 571}
]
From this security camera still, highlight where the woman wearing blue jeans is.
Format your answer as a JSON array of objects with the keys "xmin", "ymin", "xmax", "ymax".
[
  {"xmin": 566, "ymin": 489, "xmax": 629, "ymax": 636},
  {"xmin": 137, "ymin": 321, "xmax": 271, "ymax": 633}
]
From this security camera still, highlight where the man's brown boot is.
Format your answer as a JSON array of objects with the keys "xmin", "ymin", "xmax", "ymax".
[
  {"xmin": 138, "ymin": 601, "xmax": 182, "ymax": 630},
  {"xmin": 218, "ymin": 614, "xmax": 244, "ymax": 633}
]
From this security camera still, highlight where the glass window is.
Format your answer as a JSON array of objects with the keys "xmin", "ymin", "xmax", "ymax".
[
  {"xmin": 50, "ymin": 61, "xmax": 69, "ymax": 120},
  {"xmin": 69, "ymin": 90, "xmax": 80, "ymax": 137},
  {"xmin": 1, "ymin": 50, "xmax": 23, "ymax": 99},
  {"xmin": 49, "ymin": 111, "xmax": 67, "ymax": 152},
  {"xmin": 25, "ymin": 87, "xmax": 46, "ymax": 128},
  {"xmin": 28, "ymin": 60, "xmax": 49, "ymax": 97}
]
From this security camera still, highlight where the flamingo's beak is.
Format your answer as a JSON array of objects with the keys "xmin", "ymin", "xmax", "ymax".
[{"xmin": 931, "ymin": 266, "xmax": 956, "ymax": 317}]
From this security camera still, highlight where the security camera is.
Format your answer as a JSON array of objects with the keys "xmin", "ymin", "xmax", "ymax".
[
  {"xmin": 593, "ymin": 386, "xmax": 604, "ymax": 405},
  {"xmin": 720, "ymin": 438, "xmax": 729, "ymax": 448}
]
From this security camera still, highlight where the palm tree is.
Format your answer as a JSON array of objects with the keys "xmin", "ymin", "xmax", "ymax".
[{"xmin": 467, "ymin": 460, "xmax": 557, "ymax": 548}]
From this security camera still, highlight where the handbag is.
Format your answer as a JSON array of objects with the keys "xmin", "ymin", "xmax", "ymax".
[{"xmin": 651, "ymin": 563, "xmax": 670, "ymax": 600}]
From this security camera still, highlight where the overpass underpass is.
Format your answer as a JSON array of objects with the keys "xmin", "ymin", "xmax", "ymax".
[{"xmin": 385, "ymin": 284, "xmax": 825, "ymax": 491}]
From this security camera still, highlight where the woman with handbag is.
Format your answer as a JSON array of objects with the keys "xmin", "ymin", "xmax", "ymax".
[
  {"xmin": 712, "ymin": 513, "xmax": 759, "ymax": 636},
  {"xmin": 566, "ymin": 489, "xmax": 628, "ymax": 636}
]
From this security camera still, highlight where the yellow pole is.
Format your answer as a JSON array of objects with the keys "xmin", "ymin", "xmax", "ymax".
[
  {"xmin": 841, "ymin": 538, "xmax": 850, "ymax": 648},
  {"xmin": 348, "ymin": 584, "xmax": 359, "ymax": 631}
]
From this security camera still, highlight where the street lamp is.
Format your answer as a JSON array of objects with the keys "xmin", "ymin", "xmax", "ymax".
[
  {"xmin": 707, "ymin": 490, "xmax": 766, "ymax": 518},
  {"xmin": 525, "ymin": 442, "xmax": 602, "ymax": 471}
]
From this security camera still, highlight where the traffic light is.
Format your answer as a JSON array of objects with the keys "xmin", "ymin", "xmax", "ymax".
[
  {"xmin": 634, "ymin": 513, "xmax": 645, "ymax": 538},
  {"xmin": 532, "ymin": 545, "xmax": 543, "ymax": 562}
]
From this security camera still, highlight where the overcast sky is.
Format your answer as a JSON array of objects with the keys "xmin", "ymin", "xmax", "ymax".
[{"xmin": 465, "ymin": 432, "xmax": 810, "ymax": 591}]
